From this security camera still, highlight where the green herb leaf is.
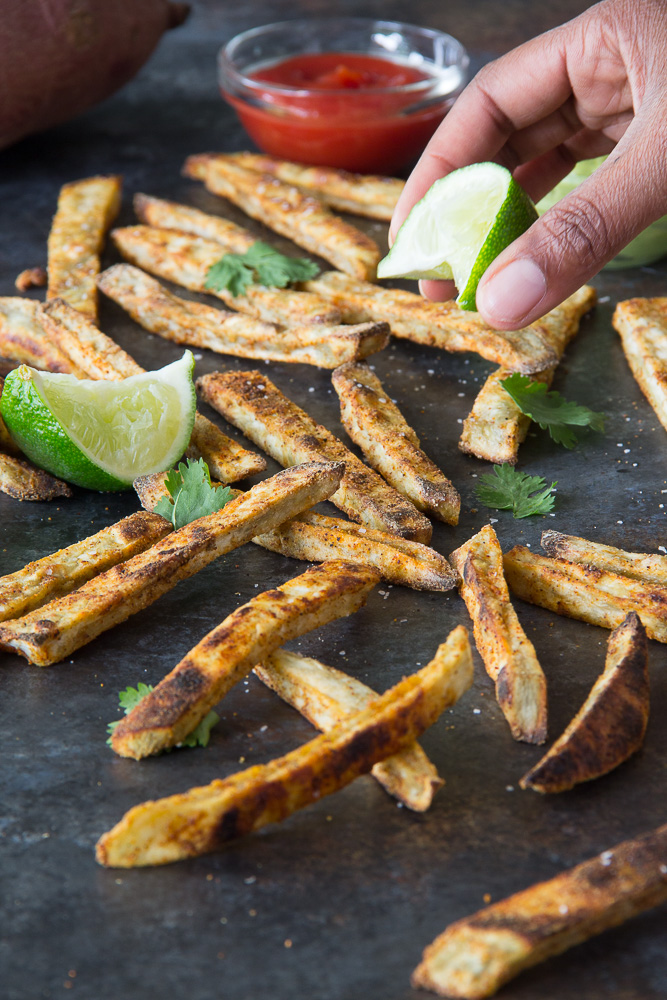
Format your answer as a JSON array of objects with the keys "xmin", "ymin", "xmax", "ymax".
[
  {"xmin": 475, "ymin": 464, "xmax": 557, "ymax": 518},
  {"xmin": 106, "ymin": 682, "xmax": 219, "ymax": 749},
  {"xmin": 501, "ymin": 374, "xmax": 605, "ymax": 449},
  {"xmin": 178, "ymin": 710, "xmax": 221, "ymax": 748},
  {"xmin": 204, "ymin": 240, "xmax": 319, "ymax": 296},
  {"xmin": 154, "ymin": 457, "xmax": 233, "ymax": 529}
]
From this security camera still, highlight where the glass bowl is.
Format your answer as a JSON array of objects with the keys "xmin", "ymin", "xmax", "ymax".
[{"xmin": 218, "ymin": 17, "xmax": 469, "ymax": 174}]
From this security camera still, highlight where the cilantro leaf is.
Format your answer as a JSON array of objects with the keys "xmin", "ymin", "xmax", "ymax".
[
  {"xmin": 154, "ymin": 457, "xmax": 233, "ymax": 529},
  {"xmin": 501, "ymin": 374, "xmax": 605, "ymax": 449},
  {"xmin": 204, "ymin": 240, "xmax": 319, "ymax": 296},
  {"xmin": 475, "ymin": 464, "xmax": 557, "ymax": 518},
  {"xmin": 106, "ymin": 682, "xmax": 220, "ymax": 749},
  {"xmin": 178, "ymin": 710, "xmax": 221, "ymax": 748}
]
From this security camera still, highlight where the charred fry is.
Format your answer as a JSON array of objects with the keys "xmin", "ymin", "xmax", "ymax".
[
  {"xmin": 613, "ymin": 297, "xmax": 667, "ymax": 434},
  {"xmin": 0, "ymin": 453, "xmax": 72, "ymax": 502},
  {"xmin": 541, "ymin": 530, "xmax": 667, "ymax": 586}
]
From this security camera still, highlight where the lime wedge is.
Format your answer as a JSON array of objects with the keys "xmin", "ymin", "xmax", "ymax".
[
  {"xmin": 0, "ymin": 352, "xmax": 196, "ymax": 492},
  {"xmin": 377, "ymin": 162, "xmax": 538, "ymax": 310}
]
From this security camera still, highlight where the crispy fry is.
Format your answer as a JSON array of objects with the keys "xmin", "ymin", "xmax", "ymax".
[
  {"xmin": 0, "ymin": 461, "xmax": 344, "ymax": 666},
  {"xmin": 197, "ymin": 369, "xmax": 433, "ymax": 542},
  {"xmin": 111, "ymin": 560, "xmax": 380, "ymax": 759},
  {"xmin": 15, "ymin": 267, "xmax": 47, "ymax": 292},
  {"xmin": 254, "ymin": 647, "xmax": 444, "ymax": 811},
  {"xmin": 333, "ymin": 361, "xmax": 460, "ymax": 525},
  {"xmin": 459, "ymin": 286, "xmax": 596, "ymax": 463},
  {"xmin": 97, "ymin": 264, "xmax": 389, "ymax": 369},
  {"xmin": 41, "ymin": 298, "xmax": 266, "ymax": 483},
  {"xmin": 184, "ymin": 155, "xmax": 381, "ymax": 281},
  {"xmin": 47, "ymin": 175, "xmax": 122, "ymax": 321},
  {"xmin": 112, "ymin": 225, "xmax": 341, "ymax": 327},
  {"xmin": 0, "ymin": 297, "xmax": 84, "ymax": 375},
  {"xmin": 521, "ymin": 612, "xmax": 649, "ymax": 794},
  {"xmin": 613, "ymin": 297, "xmax": 667, "ymax": 433},
  {"xmin": 503, "ymin": 545, "xmax": 667, "ymax": 643},
  {"xmin": 450, "ymin": 526, "xmax": 547, "ymax": 744},
  {"xmin": 96, "ymin": 625, "xmax": 473, "ymax": 866},
  {"xmin": 541, "ymin": 529, "xmax": 667, "ymax": 586},
  {"xmin": 0, "ymin": 511, "xmax": 171, "ymax": 623},
  {"xmin": 221, "ymin": 152, "xmax": 404, "ymax": 221},
  {"xmin": 134, "ymin": 192, "xmax": 255, "ymax": 252},
  {"xmin": 412, "ymin": 821, "xmax": 667, "ymax": 998},
  {"xmin": 0, "ymin": 452, "xmax": 72, "ymax": 502}
]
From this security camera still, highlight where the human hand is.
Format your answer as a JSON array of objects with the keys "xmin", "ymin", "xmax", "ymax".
[{"xmin": 390, "ymin": 0, "xmax": 667, "ymax": 329}]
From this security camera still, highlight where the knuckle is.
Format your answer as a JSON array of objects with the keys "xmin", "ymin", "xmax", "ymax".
[{"xmin": 537, "ymin": 192, "xmax": 616, "ymax": 268}]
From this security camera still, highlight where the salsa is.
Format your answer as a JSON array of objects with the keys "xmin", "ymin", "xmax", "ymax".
[{"xmin": 251, "ymin": 52, "xmax": 429, "ymax": 90}]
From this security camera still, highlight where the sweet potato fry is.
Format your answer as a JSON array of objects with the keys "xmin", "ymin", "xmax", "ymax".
[
  {"xmin": 197, "ymin": 369, "xmax": 433, "ymax": 542},
  {"xmin": 111, "ymin": 560, "xmax": 380, "ymax": 759},
  {"xmin": 184, "ymin": 155, "xmax": 381, "ymax": 281},
  {"xmin": 0, "ymin": 461, "xmax": 344, "ymax": 666},
  {"xmin": 503, "ymin": 545, "xmax": 667, "ymax": 643},
  {"xmin": 450, "ymin": 526, "xmax": 547, "ymax": 744},
  {"xmin": 541, "ymin": 530, "xmax": 667, "ymax": 586},
  {"xmin": 96, "ymin": 625, "xmax": 473, "ymax": 866},
  {"xmin": 613, "ymin": 297, "xmax": 667, "ymax": 433},
  {"xmin": 412, "ymin": 821, "xmax": 667, "ymax": 998},
  {"xmin": 332, "ymin": 361, "xmax": 460, "ymax": 525},
  {"xmin": 41, "ymin": 298, "xmax": 265, "ymax": 483},
  {"xmin": 47, "ymin": 175, "xmax": 122, "ymax": 321},
  {"xmin": 112, "ymin": 225, "xmax": 341, "ymax": 327},
  {"xmin": 0, "ymin": 453, "xmax": 72, "ymax": 502},
  {"xmin": 0, "ymin": 511, "xmax": 171, "ymax": 623},
  {"xmin": 0, "ymin": 297, "xmax": 84, "ymax": 375},
  {"xmin": 221, "ymin": 152, "xmax": 404, "ymax": 220},
  {"xmin": 520, "ymin": 612, "xmax": 649, "ymax": 793},
  {"xmin": 254, "ymin": 647, "xmax": 444, "ymax": 811},
  {"xmin": 97, "ymin": 264, "xmax": 388, "ymax": 369}
]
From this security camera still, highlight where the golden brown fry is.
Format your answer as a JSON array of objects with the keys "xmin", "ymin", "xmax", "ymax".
[
  {"xmin": 332, "ymin": 361, "xmax": 460, "ymax": 525},
  {"xmin": 96, "ymin": 625, "xmax": 473, "ymax": 866},
  {"xmin": 41, "ymin": 297, "xmax": 266, "ymax": 483},
  {"xmin": 254, "ymin": 647, "xmax": 443, "ymax": 811},
  {"xmin": 184, "ymin": 155, "xmax": 381, "ymax": 281},
  {"xmin": 412, "ymin": 821, "xmax": 667, "ymax": 999},
  {"xmin": 0, "ymin": 453, "xmax": 72, "ymax": 502},
  {"xmin": 15, "ymin": 267, "xmax": 47, "ymax": 292},
  {"xmin": 134, "ymin": 192, "xmax": 255, "ymax": 251},
  {"xmin": 0, "ymin": 511, "xmax": 171, "ymax": 623},
  {"xmin": 47, "ymin": 175, "xmax": 122, "ymax": 321},
  {"xmin": 0, "ymin": 297, "xmax": 84, "ymax": 375},
  {"xmin": 97, "ymin": 264, "xmax": 389, "ymax": 369},
  {"xmin": 541, "ymin": 530, "xmax": 667, "ymax": 586},
  {"xmin": 111, "ymin": 560, "xmax": 380, "ymax": 759},
  {"xmin": 503, "ymin": 545, "xmax": 667, "ymax": 643},
  {"xmin": 520, "ymin": 612, "xmax": 649, "ymax": 794},
  {"xmin": 222, "ymin": 152, "xmax": 404, "ymax": 220},
  {"xmin": 613, "ymin": 297, "xmax": 667, "ymax": 433},
  {"xmin": 197, "ymin": 369, "xmax": 433, "ymax": 542},
  {"xmin": 450, "ymin": 526, "xmax": 547, "ymax": 744},
  {"xmin": 0, "ymin": 461, "xmax": 344, "ymax": 666}
]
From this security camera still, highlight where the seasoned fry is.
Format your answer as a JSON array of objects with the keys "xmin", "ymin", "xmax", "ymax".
[
  {"xmin": 221, "ymin": 152, "xmax": 404, "ymax": 220},
  {"xmin": 197, "ymin": 369, "xmax": 433, "ymax": 542},
  {"xmin": 541, "ymin": 529, "xmax": 667, "ymax": 586},
  {"xmin": 0, "ymin": 461, "xmax": 344, "ymax": 666},
  {"xmin": 47, "ymin": 175, "xmax": 122, "ymax": 321},
  {"xmin": 96, "ymin": 625, "xmax": 473, "ymax": 866},
  {"xmin": 0, "ymin": 297, "xmax": 84, "ymax": 375},
  {"xmin": 15, "ymin": 267, "xmax": 47, "ymax": 292},
  {"xmin": 254, "ymin": 648, "xmax": 443, "ymax": 811},
  {"xmin": 111, "ymin": 560, "xmax": 380, "ymax": 759},
  {"xmin": 450, "ymin": 526, "xmax": 547, "ymax": 744},
  {"xmin": 41, "ymin": 297, "xmax": 266, "ymax": 483},
  {"xmin": 184, "ymin": 155, "xmax": 381, "ymax": 281},
  {"xmin": 503, "ymin": 545, "xmax": 667, "ymax": 643},
  {"xmin": 303, "ymin": 271, "xmax": 583, "ymax": 374},
  {"xmin": 134, "ymin": 192, "xmax": 255, "ymax": 252},
  {"xmin": 112, "ymin": 225, "xmax": 341, "ymax": 327},
  {"xmin": 333, "ymin": 361, "xmax": 460, "ymax": 525},
  {"xmin": 521, "ymin": 612, "xmax": 649, "ymax": 794},
  {"xmin": 613, "ymin": 297, "xmax": 667, "ymax": 433},
  {"xmin": 0, "ymin": 453, "xmax": 72, "ymax": 502},
  {"xmin": 412, "ymin": 821, "xmax": 667, "ymax": 998},
  {"xmin": 0, "ymin": 511, "xmax": 171, "ymax": 623},
  {"xmin": 97, "ymin": 264, "xmax": 389, "ymax": 369}
]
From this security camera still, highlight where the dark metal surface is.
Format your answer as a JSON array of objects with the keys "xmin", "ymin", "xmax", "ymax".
[{"xmin": 1, "ymin": 3, "xmax": 666, "ymax": 998}]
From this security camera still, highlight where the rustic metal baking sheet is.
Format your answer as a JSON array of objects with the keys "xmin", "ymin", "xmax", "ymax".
[{"xmin": 1, "ymin": 11, "xmax": 666, "ymax": 1000}]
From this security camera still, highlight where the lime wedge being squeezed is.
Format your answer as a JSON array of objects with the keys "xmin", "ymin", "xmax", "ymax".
[
  {"xmin": 377, "ymin": 162, "xmax": 538, "ymax": 310},
  {"xmin": 0, "ymin": 351, "xmax": 196, "ymax": 491}
]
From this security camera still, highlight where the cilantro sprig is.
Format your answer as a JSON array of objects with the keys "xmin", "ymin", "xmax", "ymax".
[
  {"xmin": 475, "ymin": 465, "xmax": 557, "ymax": 518},
  {"xmin": 154, "ymin": 457, "xmax": 233, "ymax": 529},
  {"xmin": 106, "ymin": 683, "xmax": 219, "ymax": 749},
  {"xmin": 204, "ymin": 240, "xmax": 319, "ymax": 297},
  {"xmin": 501, "ymin": 374, "xmax": 605, "ymax": 449}
]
